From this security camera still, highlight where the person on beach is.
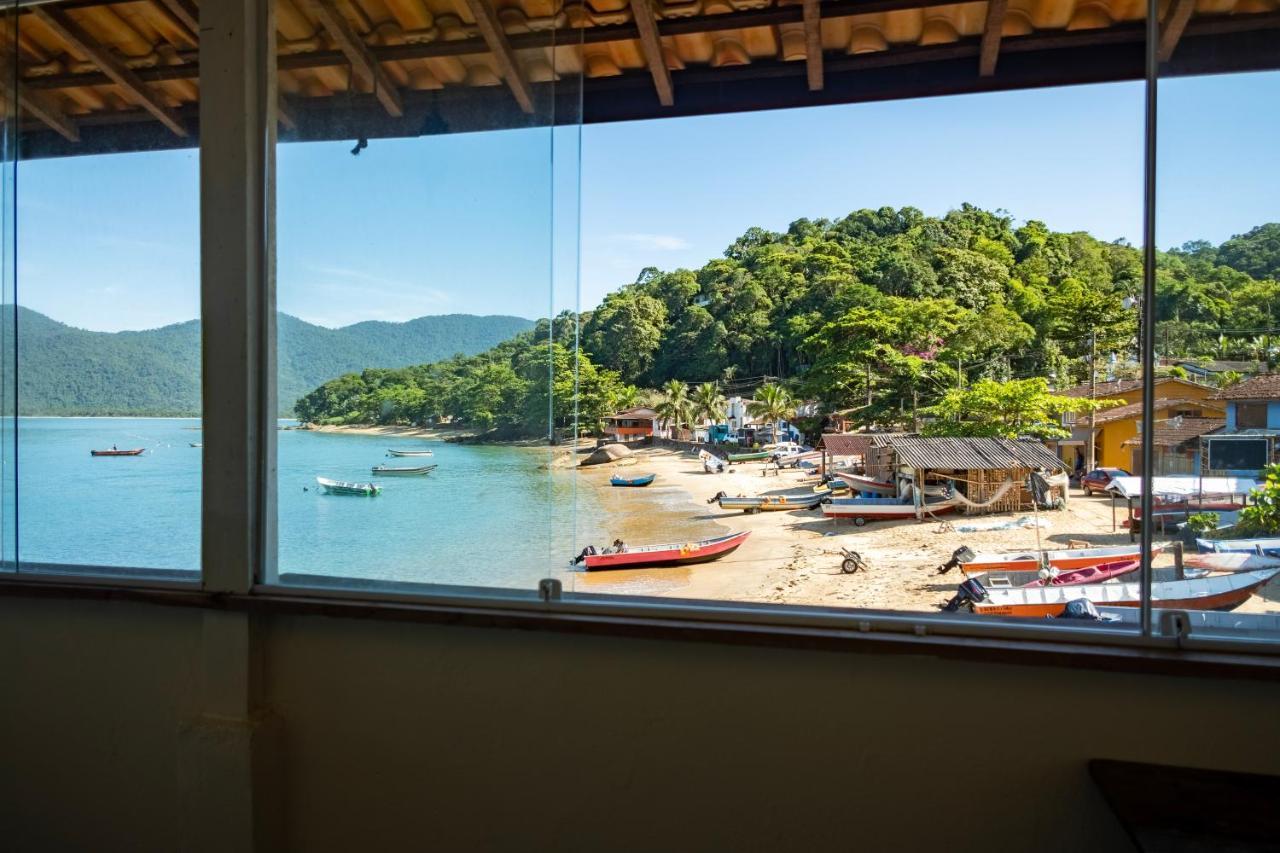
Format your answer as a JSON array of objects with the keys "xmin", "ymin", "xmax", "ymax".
[{"xmin": 571, "ymin": 539, "xmax": 627, "ymax": 564}]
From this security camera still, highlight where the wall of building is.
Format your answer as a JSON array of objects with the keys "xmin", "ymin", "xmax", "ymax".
[{"xmin": 3, "ymin": 594, "xmax": 1280, "ymax": 853}]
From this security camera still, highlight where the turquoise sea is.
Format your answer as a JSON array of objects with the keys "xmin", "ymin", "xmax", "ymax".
[{"xmin": 13, "ymin": 417, "xmax": 625, "ymax": 589}]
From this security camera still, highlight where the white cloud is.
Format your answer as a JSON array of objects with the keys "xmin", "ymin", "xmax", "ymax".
[{"xmin": 610, "ymin": 232, "xmax": 690, "ymax": 251}]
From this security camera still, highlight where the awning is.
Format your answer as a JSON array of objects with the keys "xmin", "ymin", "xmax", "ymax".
[{"xmin": 1105, "ymin": 476, "xmax": 1260, "ymax": 499}]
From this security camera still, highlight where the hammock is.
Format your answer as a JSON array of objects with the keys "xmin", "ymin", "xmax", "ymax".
[{"xmin": 940, "ymin": 476, "xmax": 1018, "ymax": 509}]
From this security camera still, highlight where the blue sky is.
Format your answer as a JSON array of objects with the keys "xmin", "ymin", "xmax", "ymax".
[{"xmin": 14, "ymin": 71, "xmax": 1279, "ymax": 332}]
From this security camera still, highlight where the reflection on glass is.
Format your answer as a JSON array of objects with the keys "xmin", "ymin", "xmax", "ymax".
[
  {"xmin": 0, "ymin": 9, "xmax": 15, "ymax": 571},
  {"xmin": 13, "ymin": 8, "xmax": 201, "ymax": 574}
]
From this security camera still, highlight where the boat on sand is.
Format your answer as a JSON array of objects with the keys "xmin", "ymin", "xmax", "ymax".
[
  {"xmin": 938, "ymin": 544, "xmax": 1161, "ymax": 575},
  {"xmin": 709, "ymin": 491, "xmax": 824, "ymax": 512},
  {"xmin": 580, "ymin": 531, "xmax": 750, "ymax": 570},
  {"xmin": 1020, "ymin": 558, "xmax": 1139, "ymax": 587},
  {"xmin": 611, "ymin": 473, "xmax": 656, "ymax": 487},
  {"xmin": 832, "ymin": 472, "xmax": 897, "ymax": 496},
  {"xmin": 822, "ymin": 494, "xmax": 959, "ymax": 525},
  {"xmin": 725, "ymin": 450, "xmax": 772, "ymax": 463}
]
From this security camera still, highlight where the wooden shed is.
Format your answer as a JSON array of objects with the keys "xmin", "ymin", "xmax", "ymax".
[{"xmin": 866, "ymin": 436, "xmax": 1069, "ymax": 515}]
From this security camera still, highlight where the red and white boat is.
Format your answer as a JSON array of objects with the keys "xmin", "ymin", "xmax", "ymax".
[
  {"xmin": 1184, "ymin": 552, "xmax": 1280, "ymax": 573},
  {"xmin": 1019, "ymin": 558, "xmax": 1139, "ymax": 587},
  {"xmin": 583, "ymin": 531, "xmax": 750, "ymax": 571},
  {"xmin": 90, "ymin": 448, "xmax": 145, "ymax": 457},
  {"xmin": 974, "ymin": 568, "xmax": 1279, "ymax": 617},
  {"xmin": 822, "ymin": 495, "xmax": 960, "ymax": 525},
  {"xmin": 952, "ymin": 544, "xmax": 1161, "ymax": 574}
]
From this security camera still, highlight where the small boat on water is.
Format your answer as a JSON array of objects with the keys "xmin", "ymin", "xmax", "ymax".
[
  {"xmin": 1196, "ymin": 536, "xmax": 1280, "ymax": 556},
  {"xmin": 822, "ymin": 494, "xmax": 960, "ymax": 525},
  {"xmin": 189, "ymin": 442, "xmax": 203, "ymax": 448},
  {"xmin": 832, "ymin": 472, "xmax": 897, "ymax": 496},
  {"xmin": 726, "ymin": 450, "xmax": 772, "ymax": 463},
  {"xmin": 581, "ymin": 531, "xmax": 750, "ymax": 570},
  {"xmin": 940, "ymin": 544, "xmax": 1161, "ymax": 574},
  {"xmin": 316, "ymin": 476, "xmax": 382, "ymax": 496},
  {"xmin": 1020, "ymin": 558, "xmax": 1139, "ymax": 588},
  {"xmin": 387, "ymin": 448, "xmax": 434, "ymax": 457},
  {"xmin": 969, "ymin": 568, "xmax": 1279, "ymax": 617},
  {"xmin": 710, "ymin": 491, "xmax": 825, "ymax": 513},
  {"xmin": 371, "ymin": 463, "xmax": 436, "ymax": 476},
  {"xmin": 91, "ymin": 448, "xmax": 144, "ymax": 457},
  {"xmin": 611, "ymin": 473, "xmax": 656, "ymax": 487}
]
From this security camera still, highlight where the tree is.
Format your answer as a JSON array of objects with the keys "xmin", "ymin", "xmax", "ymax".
[
  {"xmin": 748, "ymin": 383, "xmax": 795, "ymax": 442},
  {"xmin": 691, "ymin": 382, "xmax": 727, "ymax": 427},
  {"xmin": 581, "ymin": 289, "xmax": 667, "ymax": 383},
  {"xmin": 654, "ymin": 379, "xmax": 691, "ymax": 439},
  {"xmin": 1237, "ymin": 464, "xmax": 1280, "ymax": 535},
  {"xmin": 923, "ymin": 377, "xmax": 1111, "ymax": 440},
  {"xmin": 1215, "ymin": 369, "xmax": 1244, "ymax": 389}
]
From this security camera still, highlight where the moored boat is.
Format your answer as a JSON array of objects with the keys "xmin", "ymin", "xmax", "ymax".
[
  {"xmin": 725, "ymin": 450, "xmax": 772, "ymax": 463},
  {"xmin": 832, "ymin": 472, "xmax": 897, "ymax": 496},
  {"xmin": 371, "ymin": 463, "xmax": 437, "ymax": 476},
  {"xmin": 90, "ymin": 448, "xmax": 144, "ymax": 456},
  {"xmin": 1196, "ymin": 536, "xmax": 1280, "ymax": 556},
  {"xmin": 822, "ymin": 494, "xmax": 959, "ymax": 525},
  {"xmin": 940, "ymin": 543, "xmax": 1161, "ymax": 574},
  {"xmin": 1020, "ymin": 558, "xmax": 1139, "ymax": 587},
  {"xmin": 970, "ymin": 568, "xmax": 1279, "ymax": 617},
  {"xmin": 610, "ymin": 473, "xmax": 656, "ymax": 487},
  {"xmin": 581, "ymin": 531, "xmax": 750, "ymax": 570},
  {"xmin": 316, "ymin": 476, "xmax": 382, "ymax": 496},
  {"xmin": 710, "ymin": 491, "xmax": 825, "ymax": 512},
  {"xmin": 387, "ymin": 448, "xmax": 435, "ymax": 457}
]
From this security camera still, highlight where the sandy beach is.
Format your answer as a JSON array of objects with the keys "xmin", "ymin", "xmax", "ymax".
[{"xmin": 572, "ymin": 447, "xmax": 1280, "ymax": 615}]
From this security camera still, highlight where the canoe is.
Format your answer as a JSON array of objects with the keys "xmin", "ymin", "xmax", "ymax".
[
  {"xmin": 822, "ymin": 495, "xmax": 960, "ymax": 525},
  {"xmin": 611, "ymin": 473, "xmax": 656, "ymax": 487},
  {"xmin": 371, "ymin": 463, "xmax": 436, "ymax": 476},
  {"xmin": 387, "ymin": 448, "xmax": 434, "ymax": 457},
  {"xmin": 726, "ymin": 451, "xmax": 772, "ymax": 463},
  {"xmin": 951, "ymin": 544, "xmax": 1162, "ymax": 574},
  {"xmin": 1196, "ymin": 537, "xmax": 1280, "ymax": 556},
  {"xmin": 832, "ymin": 472, "xmax": 897, "ymax": 496},
  {"xmin": 1184, "ymin": 552, "xmax": 1280, "ymax": 573},
  {"xmin": 713, "ymin": 492, "xmax": 825, "ymax": 512},
  {"xmin": 1020, "ymin": 558, "xmax": 1139, "ymax": 588},
  {"xmin": 972, "ymin": 568, "xmax": 1280, "ymax": 617},
  {"xmin": 583, "ymin": 531, "xmax": 750, "ymax": 570},
  {"xmin": 90, "ymin": 448, "xmax": 144, "ymax": 456},
  {"xmin": 189, "ymin": 442, "xmax": 203, "ymax": 448},
  {"xmin": 316, "ymin": 476, "xmax": 382, "ymax": 496}
]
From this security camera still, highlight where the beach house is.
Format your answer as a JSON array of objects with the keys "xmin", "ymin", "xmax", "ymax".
[
  {"xmin": 1201, "ymin": 374, "xmax": 1280, "ymax": 476},
  {"xmin": 602, "ymin": 406, "xmax": 657, "ymax": 442}
]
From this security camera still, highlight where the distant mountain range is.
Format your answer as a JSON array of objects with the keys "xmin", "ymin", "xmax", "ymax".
[{"xmin": 12, "ymin": 308, "xmax": 534, "ymax": 416}]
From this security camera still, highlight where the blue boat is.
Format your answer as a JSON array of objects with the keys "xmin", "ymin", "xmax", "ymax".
[
  {"xmin": 1196, "ymin": 536, "xmax": 1280, "ymax": 556},
  {"xmin": 611, "ymin": 473, "xmax": 656, "ymax": 487}
]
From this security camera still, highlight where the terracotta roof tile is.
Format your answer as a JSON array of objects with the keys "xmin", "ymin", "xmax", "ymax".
[{"xmin": 1211, "ymin": 374, "xmax": 1280, "ymax": 400}]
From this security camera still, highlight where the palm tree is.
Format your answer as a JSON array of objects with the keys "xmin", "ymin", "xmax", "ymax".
[
  {"xmin": 691, "ymin": 382, "xmax": 727, "ymax": 430},
  {"xmin": 655, "ymin": 379, "xmax": 691, "ymax": 439},
  {"xmin": 721, "ymin": 364, "xmax": 738, "ymax": 385},
  {"xmin": 747, "ymin": 383, "xmax": 795, "ymax": 444},
  {"xmin": 1215, "ymin": 369, "xmax": 1244, "ymax": 389}
]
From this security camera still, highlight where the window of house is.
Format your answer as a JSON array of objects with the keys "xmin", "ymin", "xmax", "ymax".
[{"xmin": 1236, "ymin": 403, "xmax": 1267, "ymax": 430}]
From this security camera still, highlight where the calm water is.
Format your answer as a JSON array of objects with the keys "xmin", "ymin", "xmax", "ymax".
[{"xmin": 14, "ymin": 418, "xmax": 620, "ymax": 589}]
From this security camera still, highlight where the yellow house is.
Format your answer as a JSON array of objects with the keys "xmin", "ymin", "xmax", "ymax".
[{"xmin": 1056, "ymin": 378, "xmax": 1224, "ymax": 473}]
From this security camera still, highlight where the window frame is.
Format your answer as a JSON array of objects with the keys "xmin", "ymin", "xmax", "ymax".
[{"xmin": 6, "ymin": 0, "xmax": 1280, "ymax": 662}]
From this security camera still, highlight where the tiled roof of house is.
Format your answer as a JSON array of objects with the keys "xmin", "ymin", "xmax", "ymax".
[
  {"xmin": 1058, "ymin": 376, "xmax": 1210, "ymax": 400},
  {"xmin": 1122, "ymin": 418, "xmax": 1225, "ymax": 449},
  {"xmin": 1212, "ymin": 373, "xmax": 1280, "ymax": 400},
  {"xmin": 1089, "ymin": 397, "xmax": 1223, "ymax": 426}
]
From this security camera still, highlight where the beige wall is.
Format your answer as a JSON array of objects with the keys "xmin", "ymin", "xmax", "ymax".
[{"xmin": 3, "ymin": 595, "xmax": 1280, "ymax": 852}]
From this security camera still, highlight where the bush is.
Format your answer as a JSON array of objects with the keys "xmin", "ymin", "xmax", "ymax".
[
  {"xmin": 1236, "ymin": 464, "xmax": 1280, "ymax": 536},
  {"xmin": 1185, "ymin": 512, "xmax": 1220, "ymax": 535}
]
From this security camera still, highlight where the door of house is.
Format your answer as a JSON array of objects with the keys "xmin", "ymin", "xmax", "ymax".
[{"xmin": 1130, "ymin": 448, "xmax": 1143, "ymax": 476}]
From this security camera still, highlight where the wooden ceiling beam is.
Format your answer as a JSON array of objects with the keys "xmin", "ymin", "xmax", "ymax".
[
  {"xmin": 154, "ymin": 0, "xmax": 199, "ymax": 36},
  {"xmin": 31, "ymin": 5, "xmax": 186, "ymax": 136},
  {"xmin": 307, "ymin": 0, "xmax": 403, "ymax": 117},
  {"xmin": 629, "ymin": 0, "xmax": 673, "ymax": 105},
  {"xmin": 0, "ymin": 56, "xmax": 79, "ymax": 141},
  {"xmin": 802, "ymin": 0, "xmax": 823, "ymax": 90},
  {"xmin": 461, "ymin": 0, "xmax": 534, "ymax": 113},
  {"xmin": 1157, "ymin": 0, "xmax": 1197, "ymax": 62},
  {"xmin": 979, "ymin": 0, "xmax": 1007, "ymax": 76}
]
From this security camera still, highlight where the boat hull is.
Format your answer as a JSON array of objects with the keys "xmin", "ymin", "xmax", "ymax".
[
  {"xmin": 91, "ymin": 449, "xmax": 144, "ymax": 456},
  {"xmin": 962, "ymin": 545, "xmax": 1160, "ymax": 573},
  {"xmin": 832, "ymin": 472, "xmax": 897, "ymax": 496},
  {"xmin": 584, "ymin": 531, "xmax": 749, "ymax": 570},
  {"xmin": 822, "ymin": 497, "xmax": 958, "ymax": 523},
  {"xmin": 1020, "ymin": 559, "xmax": 1139, "ymax": 587},
  {"xmin": 974, "ymin": 568, "xmax": 1278, "ymax": 617},
  {"xmin": 372, "ymin": 464, "xmax": 436, "ymax": 476},
  {"xmin": 717, "ymin": 494, "xmax": 824, "ymax": 512},
  {"xmin": 726, "ymin": 452, "xmax": 771, "ymax": 463},
  {"xmin": 611, "ymin": 474, "xmax": 656, "ymax": 487},
  {"xmin": 316, "ymin": 476, "xmax": 381, "ymax": 496},
  {"xmin": 387, "ymin": 449, "xmax": 434, "ymax": 457}
]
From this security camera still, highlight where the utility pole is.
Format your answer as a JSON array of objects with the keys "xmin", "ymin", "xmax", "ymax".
[{"xmin": 1088, "ymin": 330, "xmax": 1097, "ymax": 472}]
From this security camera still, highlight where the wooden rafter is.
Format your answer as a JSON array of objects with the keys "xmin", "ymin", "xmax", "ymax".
[
  {"xmin": 802, "ymin": 0, "xmax": 823, "ymax": 91},
  {"xmin": 979, "ymin": 0, "xmax": 1007, "ymax": 76},
  {"xmin": 32, "ymin": 6, "xmax": 186, "ymax": 136},
  {"xmin": 462, "ymin": 0, "xmax": 534, "ymax": 114},
  {"xmin": 0, "ymin": 53, "xmax": 78, "ymax": 141},
  {"xmin": 307, "ymin": 0, "xmax": 403, "ymax": 117},
  {"xmin": 1157, "ymin": 0, "xmax": 1197, "ymax": 62},
  {"xmin": 154, "ymin": 0, "xmax": 198, "ymax": 37},
  {"xmin": 628, "ymin": 0, "xmax": 674, "ymax": 106}
]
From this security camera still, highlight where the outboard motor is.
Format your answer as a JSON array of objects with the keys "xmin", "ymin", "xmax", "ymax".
[
  {"xmin": 707, "ymin": 491, "xmax": 727, "ymax": 504},
  {"xmin": 940, "ymin": 576, "xmax": 989, "ymax": 613},
  {"xmin": 936, "ymin": 545, "xmax": 976, "ymax": 575}
]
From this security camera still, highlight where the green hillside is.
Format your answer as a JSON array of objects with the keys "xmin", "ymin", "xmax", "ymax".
[{"xmin": 11, "ymin": 308, "xmax": 533, "ymax": 416}]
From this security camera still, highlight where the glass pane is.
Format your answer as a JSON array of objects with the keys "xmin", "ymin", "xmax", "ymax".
[
  {"xmin": 13, "ymin": 4, "xmax": 201, "ymax": 576},
  {"xmin": 561, "ymin": 80, "xmax": 1148, "ymax": 627},
  {"xmin": 273, "ymin": 0, "xmax": 583, "ymax": 590},
  {"xmin": 0, "ymin": 5, "xmax": 16, "ymax": 572},
  {"xmin": 1153, "ymin": 9, "xmax": 1280, "ymax": 639}
]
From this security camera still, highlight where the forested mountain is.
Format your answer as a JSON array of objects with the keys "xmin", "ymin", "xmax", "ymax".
[
  {"xmin": 294, "ymin": 207, "xmax": 1280, "ymax": 437},
  {"xmin": 12, "ymin": 308, "xmax": 532, "ymax": 416}
]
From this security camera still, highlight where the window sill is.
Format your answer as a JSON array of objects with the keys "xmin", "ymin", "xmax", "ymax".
[{"xmin": 1, "ymin": 573, "xmax": 1277, "ymax": 681}]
